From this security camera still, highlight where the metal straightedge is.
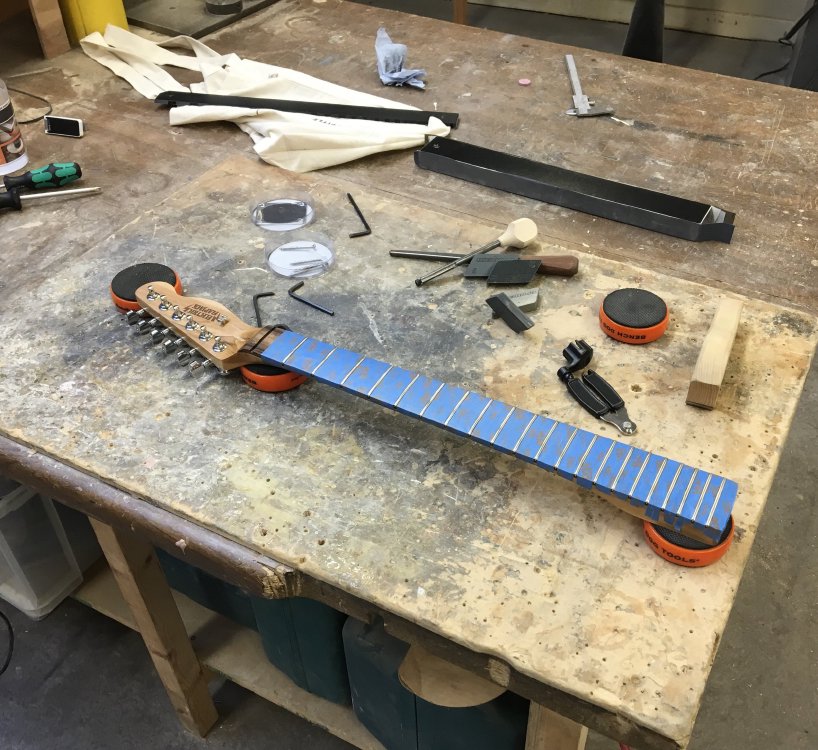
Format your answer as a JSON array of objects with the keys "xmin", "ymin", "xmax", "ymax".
[
  {"xmin": 415, "ymin": 137, "xmax": 735, "ymax": 243},
  {"xmin": 155, "ymin": 91, "xmax": 460, "ymax": 129}
]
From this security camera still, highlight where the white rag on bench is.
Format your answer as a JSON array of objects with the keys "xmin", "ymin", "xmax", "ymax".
[{"xmin": 80, "ymin": 25, "xmax": 450, "ymax": 173}]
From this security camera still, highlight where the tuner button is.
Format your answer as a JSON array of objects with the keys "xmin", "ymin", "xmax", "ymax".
[
  {"xmin": 176, "ymin": 348, "xmax": 195, "ymax": 364},
  {"xmin": 162, "ymin": 337, "xmax": 184, "ymax": 355},
  {"xmin": 145, "ymin": 328, "xmax": 169, "ymax": 346},
  {"xmin": 126, "ymin": 310, "xmax": 147, "ymax": 325},
  {"xmin": 134, "ymin": 318, "xmax": 158, "ymax": 335},
  {"xmin": 189, "ymin": 360, "xmax": 214, "ymax": 378}
]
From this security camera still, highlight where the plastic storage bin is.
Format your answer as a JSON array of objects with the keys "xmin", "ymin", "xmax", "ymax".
[
  {"xmin": 156, "ymin": 548, "xmax": 350, "ymax": 704},
  {"xmin": 0, "ymin": 486, "xmax": 82, "ymax": 619},
  {"xmin": 343, "ymin": 617, "xmax": 529, "ymax": 750},
  {"xmin": 252, "ymin": 596, "xmax": 350, "ymax": 704}
]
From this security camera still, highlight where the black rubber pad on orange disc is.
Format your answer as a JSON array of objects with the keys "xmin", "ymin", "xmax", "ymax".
[
  {"xmin": 111, "ymin": 263, "xmax": 182, "ymax": 311},
  {"xmin": 600, "ymin": 288, "xmax": 669, "ymax": 344},
  {"xmin": 644, "ymin": 516, "xmax": 734, "ymax": 567},
  {"xmin": 240, "ymin": 364, "xmax": 308, "ymax": 393}
]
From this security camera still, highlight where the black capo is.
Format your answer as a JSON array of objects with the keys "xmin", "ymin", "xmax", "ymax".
[{"xmin": 557, "ymin": 340, "xmax": 636, "ymax": 435}]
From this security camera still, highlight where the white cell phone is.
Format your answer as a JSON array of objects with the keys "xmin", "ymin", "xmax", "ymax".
[{"xmin": 44, "ymin": 115, "xmax": 85, "ymax": 138}]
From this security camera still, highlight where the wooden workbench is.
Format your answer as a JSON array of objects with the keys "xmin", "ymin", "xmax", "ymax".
[{"xmin": 1, "ymin": 2, "xmax": 817, "ymax": 749}]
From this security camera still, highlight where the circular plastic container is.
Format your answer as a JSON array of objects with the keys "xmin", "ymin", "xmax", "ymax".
[
  {"xmin": 266, "ymin": 232, "xmax": 335, "ymax": 279},
  {"xmin": 251, "ymin": 194, "xmax": 315, "ymax": 232}
]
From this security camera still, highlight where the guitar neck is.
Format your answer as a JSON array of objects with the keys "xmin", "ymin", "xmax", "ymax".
[{"xmin": 260, "ymin": 330, "xmax": 736, "ymax": 544}]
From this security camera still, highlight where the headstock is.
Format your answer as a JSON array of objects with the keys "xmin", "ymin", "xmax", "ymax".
[{"xmin": 129, "ymin": 281, "xmax": 279, "ymax": 376}]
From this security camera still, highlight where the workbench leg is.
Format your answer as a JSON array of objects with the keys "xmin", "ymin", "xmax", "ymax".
[
  {"xmin": 27, "ymin": 0, "xmax": 71, "ymax": 58},
  {"xmin": 453, "ymin": 0, "xmax": 468, "ymax": 25},
  {"xmin": 90, "ymin": 519, "xmax": 218, "ymax": 737},
  {"xmin": 525, "ymin": 703, "xmax": 589, "ymax": 750}
]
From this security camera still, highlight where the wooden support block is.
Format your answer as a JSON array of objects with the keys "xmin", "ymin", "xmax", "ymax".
[
  {"xmin": 686, "ymin": 297, "xmax": 744, "ymax": 410},
  {"xmin": 27, "ymin": 0, "xmax": 71, "ymax": 58},
  {"xmin": 525, "ymin": 703, "xmax": 588, "ymax": 750},
  {"xmin": 90, "ymin": 519, "xmax": 219, "ymax": 737},
  {"xmin": 453, "ymin": 0, "xmax": 468, "ymax": 25}
]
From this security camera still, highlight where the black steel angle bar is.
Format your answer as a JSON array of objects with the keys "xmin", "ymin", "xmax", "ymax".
[
  {"xmin": 415, "ymin": 137, "xmax": 735, "ymax": 242},
  {"xmin": 155, "ymin": 91, "xmax": 459, "ymax": 128}
]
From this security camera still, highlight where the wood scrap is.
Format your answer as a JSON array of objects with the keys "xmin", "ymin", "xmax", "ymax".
[{"xmin": 686, "ymin": 297, "xmax": 744, "ymax": 409}]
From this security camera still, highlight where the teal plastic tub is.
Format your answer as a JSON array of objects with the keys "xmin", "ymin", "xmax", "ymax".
[
  {"xmin": 155, "ymin": 548, "xmax": 350, "ymax": 704},
  {"xmin": 343, "ymin": 617, "xmax": 529, "ymax": 750}
]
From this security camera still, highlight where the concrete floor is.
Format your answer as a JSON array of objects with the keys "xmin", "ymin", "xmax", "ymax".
[{"xmin": 1, "ymin": 4, "xmax": 816, "ymax": 750}]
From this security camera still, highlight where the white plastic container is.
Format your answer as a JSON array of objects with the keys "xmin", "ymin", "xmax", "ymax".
[
  {"xmin": 0, "ymin": 79, "xmax": 29, "ymax": 176},
  {"xmin": 0, "ymin": 486, "xmax": 82, "ymax": 619}
]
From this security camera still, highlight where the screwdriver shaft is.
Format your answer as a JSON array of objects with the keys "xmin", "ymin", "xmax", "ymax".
[{"xmin": 18, "ymin": 186, "xmax": 102, "ymax": 202}]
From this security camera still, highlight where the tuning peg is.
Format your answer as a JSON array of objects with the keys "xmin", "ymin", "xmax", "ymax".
[
  {"xmin": 189, "ymin": 359, "xmax": 215, "ymax": 378},
  {"xmin": 176, "ymin": 347, "xmax": 196, "ymax": 364},
  {"xmin": 134, "ymin": 318, "xmax": 159, "ymax": 335},
  {"xmin": 184, "ymin": 315, "xmax": 197, "ymax": 331},
  {"xmin": 161, "ymin": 337, "xmax": 184, "ymax": 355},
  {"xmin": 144, "ymin": 328, "xmax": 170, "ymax": 347},
  {"xmin": 146, "ymin": 286, "xmax": 158, "ymax": 301},
  {"xmin": 213, "ymin": 336, "xmax": 226, "ymax": 353},
  {"xmin": 198, "ymin": 327, "xmax": 212, "ymax": 342},
  {"xmin": 171, "ymin": 305, "xmax": 183, "ymax": 320},
  {"xmin": 125, "ymin": 310, "xmax": 147, "ymax": 325}
]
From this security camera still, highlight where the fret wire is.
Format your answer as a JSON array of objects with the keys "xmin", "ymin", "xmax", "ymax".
[
  {"xmin": 673, "ymin": 469, "xmax": 699, "ymax": 515},
  {"xmin": 569, "ymin": 434, "xmax": 596, "ymax": 475},
  {"xmin": 468, "ymin": 399, "xmax": 494, "ymax": 435},
  {"xmin": 690, "ymin": 474, "xmax": 713, "ymax": 521},
  {"xmin": 280, "ymin": 335, "xmax": 309, "ymax": 364},
  {"xmin": 340, "ymin": 355, "xmax": 366, "ymax": 385},
  {"xmin": 512, "ymin": 414, "xmax": 538, "ymax": 453},
  {"xmin": 533, "ymin": 421, "xmax": 561, "ymax": 462},
  {"xmin": 627, "ymin": 452, "xmax": 652, "ymax": 498},
  {"xmin": 490, "ymin": 407, "xmax": 516, "ymax": 443},
  {"xmin": 393, "ymin": 374, "xmax": 421, "ymax": 408},
  {"xmin": 611, "ymin": 447, "xmax": 634, "ymax": 491},
  {"xmin": 444, "ymin": 391, "xmax": 472, "ymax": 426},
  {"xmin": 644, "ymin": 458, "xmax": 667, "ymax": 505},
  {"xmin": 704, "ymin": 478, "xmax": 727, "ymax": 527},
  {"xmin": 659, "ymin": 463, "xmax": 684, "ymax": 510},
  {"xmin": 311, "ymin": 346, "xmax": 338, "ymax": 375},
  {"xmin": 419, "ymin": 383, "xmax": 446, "ymax": 417},
  {"xmin": 592, "ymin": 441, "xmax": 617, "ymax": 484},
  {"xmin": 552, "ymin": 427, "xmax": 579, "ymax": 471},
  {"xmin": 366, "ymin": 365, "xmax": 394, "ymax": 397}
]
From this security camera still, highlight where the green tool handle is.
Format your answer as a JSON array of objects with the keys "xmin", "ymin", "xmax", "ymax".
[
  {"xmin": 2, "ymin": 162, "xmax": 82, "ymax": 191},
  {"xmin": 0, "ymin": 190, "xmax": 23, "ymax": 211}
]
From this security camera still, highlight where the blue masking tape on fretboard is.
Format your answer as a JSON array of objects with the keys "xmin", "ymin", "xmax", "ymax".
[{"xmin": 261, "ymin": 331, "xmax": 737, "ymax": 543}]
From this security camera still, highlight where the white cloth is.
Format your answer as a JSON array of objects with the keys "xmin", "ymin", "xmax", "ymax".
[{"xmin": 81, "ymin": 26, "xmax": 449, "ymax": 172}]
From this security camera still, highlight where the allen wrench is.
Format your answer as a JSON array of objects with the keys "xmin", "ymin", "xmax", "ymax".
[
  {"xmin": 347, "ymin": 193, "xmax": 372, "ymax": 238},
  {"xmin": 288, "ymin": 281, "xmax": 335, "ymax": 316}
]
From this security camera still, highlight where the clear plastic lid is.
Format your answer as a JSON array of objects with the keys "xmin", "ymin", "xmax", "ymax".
[
  {"xmin": 251, "ymin": 194, "xmax": 315, "ymax": 231},
  {"xmin": 266, "ymin": 232, "xmax": 335, "ymax": 279}
]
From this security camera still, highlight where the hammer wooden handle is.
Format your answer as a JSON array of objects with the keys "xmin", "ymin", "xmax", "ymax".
[{"xmin": 522, "ymin": 255, "xmax": 579, "ymax": 277}]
